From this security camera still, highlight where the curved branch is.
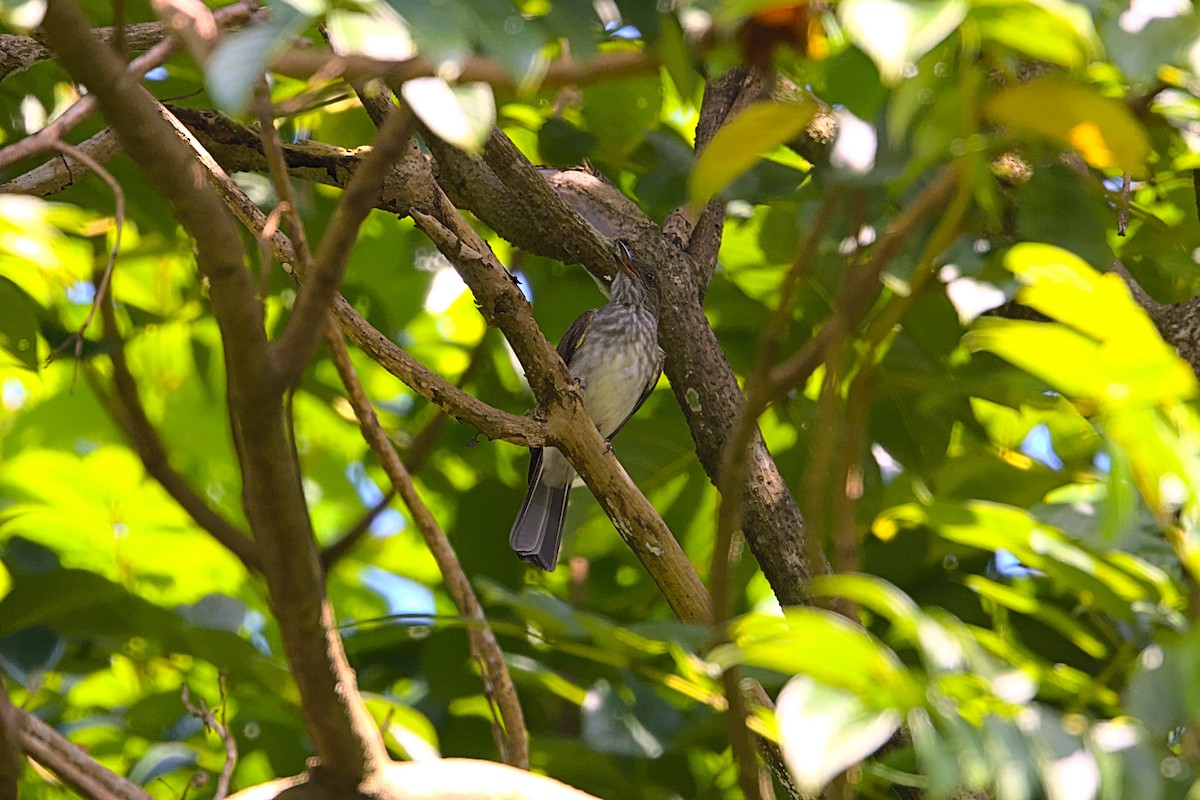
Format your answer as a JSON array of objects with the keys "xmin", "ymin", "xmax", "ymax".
[
  {"xmin": 18, "ymin": 709, "xmax": 152, "ymax": 800},
  {"xmin": 325, "ymin": 323, "xmax": 530, "ymax": 769}
]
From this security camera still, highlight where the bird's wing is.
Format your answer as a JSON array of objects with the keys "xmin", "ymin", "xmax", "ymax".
[
  {"xmin": 607, "ymin": 347, "xmax": 664, "ymax": 441},
  {"xmin": 556, "ymin": 309, "xmax": 596, "ymax": 369}
]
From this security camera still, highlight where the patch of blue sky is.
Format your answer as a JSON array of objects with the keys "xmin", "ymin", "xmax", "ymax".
[
  {"xmin": 360, "ymin": 566, "xmax": 435, "ymax": 624},
  {"xmin": 1020, "ymin": 423, "xmax": 1064, "ymax": 470}
]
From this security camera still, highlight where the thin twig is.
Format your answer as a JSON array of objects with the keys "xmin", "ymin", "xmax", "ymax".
[
  {"xmin": 706, "ymin": 187, "xmax": 844, "ymax": 800},
  {"xmin": 710, "ymin": 185, "xmax": 843, "ymax": 628},
  {"xmin": 320, "ymin": 489, "xmax": 396, "ymax": 570},
  {"xmin": 45, "ymin": 139, "xmax": 124, "ymax": 366},
  {"xmin": 1118, "ymin": 172, "xmax": 1132, "ymax": 236},
  {"xmin": 323, "ymin": 321, "xmax": 530, "ymax": 769},
  {"xmin": 180, "ymin": 684, "xmax": 237, "ymax": 800},
  {"xmin": 765, "ymin": 163, "xmax": 961, "ymax": 398},
  {"xmin": 149, "ymin": 100, "xmax": 542, "ymax": 445}
]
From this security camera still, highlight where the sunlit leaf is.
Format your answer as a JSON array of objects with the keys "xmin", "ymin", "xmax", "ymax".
[
  {"xmin": 983, "ymin": 77, "xmax": 1151, "ymax": 175},
  {"xmin": 206, "ymin": 0, "xmax": 319, "ymax": 113},
  {"xmin": 970, "ymin": 0, "xmax": 1099, "ymax": 69},
  {"xmin": 710, "ymin": 609, "xmax": 922, "ymax": 706},
  {"xmin": 401, "ymin": 78, "xmax": 496, "ymax": 154},
  {"xmin": 839, "ymin": 0, "xmax": 967, "ymax": 84},
  {"xmin": 689, "ymin": 100, "xmax": 816, "ymax": 207},
  {"xmin": 776, "ymin": 676, "xmax": 902, "ymax": 795}
]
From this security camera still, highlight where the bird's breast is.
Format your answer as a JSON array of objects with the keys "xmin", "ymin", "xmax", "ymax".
[{"xmin": 569, "ymin": 308, "xmax": 661, "ymax": 438}]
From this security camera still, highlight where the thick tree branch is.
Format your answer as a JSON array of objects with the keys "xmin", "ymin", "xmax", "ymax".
[
  {"xmin": 0, "ymin": 23, "xmax": 166, "ymax": 79},
  {"xmin": 39, "ymin": 1, "xmax": 384, "ymax": 790},
  {"xmin": 18, "ymin": 709, "xmax": 152, "ymax": 800},
  {"xmin": 0, "ymin": 680, "xmax": 20, "ymax": 800}
]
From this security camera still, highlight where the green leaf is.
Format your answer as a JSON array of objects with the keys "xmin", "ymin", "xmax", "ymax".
[
  {"xmin": 710, "ymin": 609, "xmax": 922, "ymax": 707},
  {"xmin": 873, "ymin": 501, "xmax": 1176, "ymax": 620},
  {"xmin": 206, "ymin": 0, "xmax": 320, "ymax": 113},
  {"xmin": 401, "ymin": 78, "xmax": 496, "ymax": 154},
  {"xmin": 839, "ymin": 0, "xmax": 967, "ymax": 84},
  {"xmin": 983, "ymin": 77, "xmax": 1151, "ymax": 175},
  {"xmin": 971, "ymin": 0, "xmax": 1099, "ymax": 69},
  {"xmin": 962, "ymin": 575, "xmax": 1109, "ymax": 658},
  {"xmin": 0, "ymin": 277, "xmax": 40, "ymax": 371},
  {"xmin": 776, "ymin": 676, "xmax": 903, "ymax": 795},
  {"xmin": 325, "ymin": 6, "xmax": 415, "ymax": 59},
  {"xmin": 1014, "ymin": 165, "xmax": 1111, "ymax": 270},
  {"xmin": 657, "ymin": 13, "xmax": 699, "ymax": 104},
  {"xmin": 127, "ymin": 743, "xmax": 197, "ymax": 785},
  {"xmin": 808, "ymin": 574, "xmax": 923, "ymax": 640},
  {"xmin": 581, "ymin": 72, "xmax": 663, "ymax": 160},
  {"xmin": 689, "ymin": 101, "xmax": 816, "ymax": 207},
  {"xmin": 963, "ymin": 244, "xmax": 1198, "ymax": 410}
]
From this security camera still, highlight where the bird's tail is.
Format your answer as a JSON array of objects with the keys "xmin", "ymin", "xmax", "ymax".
[{"xmin": 509, "ymin": 472, "xmax": 571, "ymax": 571}]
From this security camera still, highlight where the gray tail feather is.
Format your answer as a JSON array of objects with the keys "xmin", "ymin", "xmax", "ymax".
[{"xmin": 509, "ymin": 475, "xmax": 571, "ymax": 571}]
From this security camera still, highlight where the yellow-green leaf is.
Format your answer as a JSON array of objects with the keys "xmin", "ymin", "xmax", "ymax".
[
  {"xmin": 689, "ymin": 100, "xmax": 816, "ymax": 208},
  {"xmin": 983, "ymin": 77, "xmax": 1150, "ymax": 175}
]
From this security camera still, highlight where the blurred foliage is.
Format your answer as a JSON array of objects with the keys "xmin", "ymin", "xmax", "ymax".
[{"xmin": 3, "ymin": 0, "xmax": 1200, "ymax": 798}]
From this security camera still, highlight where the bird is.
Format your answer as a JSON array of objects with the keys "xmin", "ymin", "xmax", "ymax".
[{"xmin": 509, "ymin": 242, "xmax": 664, "ymax": 570}]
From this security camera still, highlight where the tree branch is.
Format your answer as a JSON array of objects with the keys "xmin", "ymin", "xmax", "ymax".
[
  {"xmin": 0, "ymin": 2, "xmax": 253, "ymax": 171},
  {"xmin": 409, "ymin": 202, "xmax": 713, "ymax": 624},
  {"xmin": 39, "ymin": 1, "xmax": 384, "ymax": 789},
  {"xmin": 0, "ymin": 680, "xmax": 21, "ymax": 800},
  {"xmin": 18, "ymin": 708, "xmax": 152, "ymax": 800},
  {"xmin": 0, "ymin": 22, "xmax": 166, "ymax": 80},
  {"xmin": 136, "ymin": 104, "xmax": 541, "ymax": 445},
  {"xmin": 325, "ymin": 322, "xmax": 530, "ymax": 769}
]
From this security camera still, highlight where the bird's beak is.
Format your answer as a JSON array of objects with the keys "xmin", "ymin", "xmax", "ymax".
[{"xmin": 615, "ymin": 241, "xmax": 638, "ymax": 278}]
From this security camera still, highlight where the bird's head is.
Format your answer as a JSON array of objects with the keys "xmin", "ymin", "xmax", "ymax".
[{"xmin": 610, "ymin": 240, "xmax": 659, "ymax": 310}]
